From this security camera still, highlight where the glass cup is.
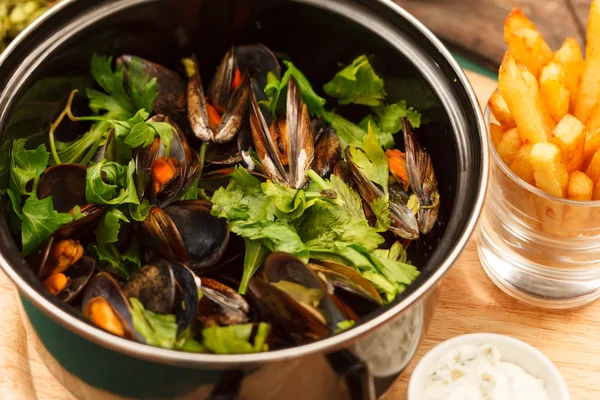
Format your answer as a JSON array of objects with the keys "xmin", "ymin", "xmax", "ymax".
[{"xmin": 477, "ymin": 107, "xmax": 600, "ymax": 308}]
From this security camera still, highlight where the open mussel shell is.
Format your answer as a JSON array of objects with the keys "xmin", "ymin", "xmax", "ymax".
[
  {"xmin": 249, "ymin": 76, "xmax": 315, "ymax": 188},
  {"xmin": 57, "ymin": 256, "xmax": 97, "ymax": 303},
  {"xmin": 54, "ymin": 204, "xmax": 107, "ymax": 243},
  {"xmin": 117, "ymin": 55, "xmax": 187, "ymax": 121},
  {"xmin": 38, "ymin": 164, "xmax": 87, "ymax": 213},
  {"xmin": 248, "ymin": 278, "xmax": 329, "ymax": 347},
  {"xmin": 260, "ymin": 252, "xmax": 355, "ymax": 332},
  {"xmin": 308, "ymin": 260, "xmax": 382, "ymax": 318},
  {"xmin": 345, "ymin": 146, "xmax": 419, "ymax": 240},
  {"xmin": 136, "ymin": 115, "xmax": 197, "ymax": 207},
  {"xmin": 235, "ymin": 44, "xmax": 281, "ymax": 100},
  {"xmin": 29, "ymin": 236, "xmax": 85, "ymax": 280},
  {"xmin": 205, "ymin": 140, "xmax": 243, "ymax": 166},
  {"xmin": 82, "ymin": 272, "xmax": 144, "ymax": 342},
  {"xmin": 313, "ymin": 125, "xmax": 341, "ymax": 178},
  {"xmin": 124, "ymin": 260, "xmax": 176, "ymax": 315},
  {"xmin": 403, "ymin": 118, "xmax": 440, "ymax": 234},
  {"xmin": 185, "ymin": 52, "xmax": 251, "ymax": 144},
  {"xmin": 171, "ymin": 262, "xmax": 199, "ymax": 334},
  {"xmin": 197, "ymin": 277, "xmax": 250, "ymax": 328},
  {"xmin": 140, "ymin": 200, "xmax": 229, "ymax": 272}
]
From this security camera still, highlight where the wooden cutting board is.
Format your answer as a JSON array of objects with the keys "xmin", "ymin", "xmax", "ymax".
[{"xmin": 0, "ymin": 71, "xmax": 599, "ymax": 400}]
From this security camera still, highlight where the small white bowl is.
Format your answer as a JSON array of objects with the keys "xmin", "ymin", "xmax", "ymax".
[{"xmin": 407, "ymin": 333, "xmax": 569, "ymax": 400}]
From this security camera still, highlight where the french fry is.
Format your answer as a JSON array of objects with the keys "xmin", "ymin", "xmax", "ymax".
[
  {"xmin": 567, "ymin": 171, "xmax": 594, "ymax": 201},
  {"xmin": 507, "ymin": 27, "xmax": 554, "ymax": 77},
  {"xmin": 519, "ymin": 65, "xmax": 556, "ymax": 134},
  {"xmin": 552, "ymin": 114, "xmax": 585, "ymax": 172},
  {"xmin": 530, "ymin": 142, "xmax": 569, "ymax": 198},
  {"xmin": 490, "ymin": 122, "xmax": 504, "ymax": 149},
  {"xmin": 586, "ymin": 148, "xmax": 600, "ymax": 183},
  {"xmin": 564, "ymin": 171, "xmax": 594, "ymax": 236},
  {"xmin": 503, "ymin": 8, "xmax": 537, "ymax": 44},
  {"xmin": 584, "ymin": 126, "xmax": 600, "ymax": 167},
  {"xmin": 574, "ymin": 0, "xmax": 600, "ymax": 122},
  {"xmin": 498, "ymin": 52, "xmax": 552, "ymax": 143},
  {"xmin": 539, "ymin": 62, "xmax": 569, "ymax": 123},
  {"xmin": 510, "ymin": 142, "xmax": 535, "ymax": 185},
  {"xmin": 553, "ymin": 38, "xmax": 584, "ymax": 112},
  {"xmin": 497, "ymin": 128, "xmax": 522, "ymax": 165},
  {"xmin": 585, "ymin": 102, "xmax": 600, "ymax": 130},
  {"xmin": 488, "ymin": 92, "xmax": 516, "ymax": 129}
]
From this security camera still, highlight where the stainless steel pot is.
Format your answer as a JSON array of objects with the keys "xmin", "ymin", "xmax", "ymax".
[{"xmin": 0, "ymin": 0, "xmax": 488, "ymax": 398}]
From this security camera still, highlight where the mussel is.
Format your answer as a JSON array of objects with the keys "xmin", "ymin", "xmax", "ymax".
[
  {"xmin": 308, "ymin": 260, "xmax": 382, "ymax": 318},
  {"xmin": 313, "ymin": 124, "xmax": 341, "ymax": 179},
  {"xmin": 38, "ymin": 163, "xmax": 87, "ymax": 213},
  {"xmin": 135, "ymin": 115, "xmax": 200, "ymax": 207},
  {"xmin": 197, "ymin": 277, "xmax": 250, "ymax": 328},
  {"xmin": 248, "ymin": 278, "xmax": 329, "ymax": 346},
  {"xmin": 116, "ymin": 55, "xmax": 187, "ymax": 121},
  {"xmin": 249, "ymin": 77, "xmax": 315, "ymax": 189},
  {"xmin": 139, "ymin": 200, "xmax": 229, "ymax": 272},
  {"xmin": 29, "ymin": 236, "xmax": 84, "ymax": 280},
  {"xmin": 403, "ymin": 118, "xmax": 440, "ymax": 234},
  {"xmin": 345, "ymin": 146, "xmax": 419, "ymax": 240},
  {"xmin": 81, "ymin": 272, "xmax": 143, "ymax": 341},
  {"xmin": 42, "ymin": 255, "xmax": 96, "ymax": 304},
  {"xmin": 260, "ymin": 253, "xmax": 356, "ymax": 332},
  {"xmin": 124, "ymin": 260, "xmax": 198, "ymax": 333},
  {"xmin": 184, "ymin": 48, "xmax": 251, "ymax": 144}
]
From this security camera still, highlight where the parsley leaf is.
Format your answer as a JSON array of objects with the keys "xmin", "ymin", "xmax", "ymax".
[
  {"xmin": 323, "ymin": 55, "xmax": 386, "ymax": 106},
  {"xmin": 371, "ymin": 195, "xmax": 391, "ymax": 232},
  {"xmin": 130, "ymin": 297, "xmax": 178, "ymax": 349},
  {"xmin": 9, "ymin": 139, "xmax": 48, "ymax": 197},
  {"xmin": 85, "ymin": 159, "xmax": 139, "ymax": 206},
  {"xmin": 239, "ymin": 238, "xmax": 269, "ymax": 295},
  {"xmin": 21, "ymin": 197, "xmax": 72, "ymax": 256},
  {"xmin": 323, "ymin": 111, "xmax": 365, "ymax": 150},
  {"xmin": 358, "ymin": 115, "xmax": 394, "ymax": 150},
  {"xmin": 202, "ymin": 323, "xmax": 270, "ymax": 354},
  {"xmin": 264, "ymin": 61, "xmax": 327, "ymax": 117},
  {"xmin": 230, "ymin": 220, "xmax": 308, "ymax": 262},
  {"xmin": 348, "ymin": 124, "xmax": 389, "ymax": 195},
  {"xmin": 95, "ymin": 208, "xmax": 129, "ymax": 247},
  {"xmin": 126, "ymin": 56, "xmax": 159, "ymax": 114},
  {"xmin": 373, "ymin": 100, "xmax": 421, "ymax": 132}
]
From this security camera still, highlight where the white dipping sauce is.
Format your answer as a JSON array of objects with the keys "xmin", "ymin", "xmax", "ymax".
[{"xmin": 422, "ymin": 344, "xmax": 550, "ymax": 400}]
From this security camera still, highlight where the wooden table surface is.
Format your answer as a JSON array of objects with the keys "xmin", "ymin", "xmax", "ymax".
[{"xmin": 0, "ymin": 72, "xmax": 598, "ymax": 400}]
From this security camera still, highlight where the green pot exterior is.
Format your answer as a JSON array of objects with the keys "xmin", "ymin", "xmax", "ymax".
[{"xmin": 21, "ymin": 294, "xmax": 222, "ymax": 399}]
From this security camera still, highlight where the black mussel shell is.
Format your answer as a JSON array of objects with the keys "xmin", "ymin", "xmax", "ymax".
[
  {"xmin": 313, "ymin": 126, "xmax": 341, "ymax": 179},
  {"xmin": 117, "ymin": 55, "xmax": 187, "ymax": 121},
  {"xmin": 38, "ymin": 164, "xmax": 87, "ymax": 213},
  {"xmin": 81, "ymin": 272, "xmax": 143, "ymax": 342},
  {"xmin": 124, "ymin": 261, "xmax": 176, "ymax": 315},
  {"xmin": 171, "ymin": 262, "xmax": 199, "ymax": 334},
  {"xmin": 57, "ymin": 256, "xmax": 97, "ymax": 304},
  {"xmin": 140, "ymin": 200, "xmax": 229, "ymax": 272},
  {"xmin": 248, "ymin": 278, "xmax": 329, "ymax": 347},
  {"xmin": 197, "ymin": 277, "xmax": 250, "ymax": 328}
]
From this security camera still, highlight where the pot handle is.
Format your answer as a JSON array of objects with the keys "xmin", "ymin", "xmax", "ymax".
[{"xmin": 326, "ymin": 350, "xmax": 376, "ymax": 400}]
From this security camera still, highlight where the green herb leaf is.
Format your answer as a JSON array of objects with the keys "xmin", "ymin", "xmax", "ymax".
[
  {"xmin": 211, "ymin": 166, "xmax": 273, "ymax": 223},
  {"xmin": 323, "ymin": 55, "xmax": 386, "ymax": 106},
  {"xmin": 71, "ymin": 205, "xmax": 84, "ymax": 220},
  {"xmin": 262, "ymin": 180, "xmax": 317, "ymax": 221},
  {"xmin": 21, "ymin": 197, "xmax": 72, "ymax": 255},
  {"xmin": 90, "ymin": 241, "xmax": 140, "ymax": 280},
  {"xmin": 124, "ymin": 121, "xmax": 155, "ymax": 149},
  {"xmin": 238, "ymin": 238, "xmax": 269, "ymax": 295},
  {"xmin": 230, "ymin": 220, "xmax": 308, "ymax": 262},
  {"xmin": 358, "ymin": 115, "xmax": 395, "ymax": 149},
  {"xmin": 85, "ymin": 159, "xmax": 139, "ymax": 206},
  {"xmin": 329, "ymin": 174, "xmax": 365, "ymax": 220},
  {"xmin": 126, "ymin": 56, "xmax": 158, "ymax": 114},
  {"xmin": 373, "ymin": 100, "xmax": 421, "ymax": 133},
  {"xmin": 264, "ymin": 61, "xmax": 327, "ymax": 117},
  {"xmin": 371, "ymin": 195, "xmax": 391, "ymax": 232},
  {"xmin": 148, "ymin": 121, "xmax": 173, "ymax": 157},
  {"xmin": 96, "ymin": 208, "xmax": 129, "ymax": 247},
  {"xmin": 202, "ymin": 323, "xmax": 270, "ymax": 354},
  {"xmin": 130, "ymin": 298, "xmax": 178, "ymax": 349},
  {"xmin": 335, "ymin": 319, "xmax": 356, "ymax": 334},
  {"xmin": 348, "ymin": 124, "xmax": 389, "ymax": 195},
  {"xmin": 322, "ymin": 111, "xmax": 365, "ymax": 151},
  {"xmin": 88, "ymin": 54, "xmax": 135, "ymax": 118},
  {"xmin": 126, "ymin": 200, "xmax": 153, "ymax": 222},
  {"xmin": 9, "ymin": 139, "xmax": 49, "ymax": 197}
]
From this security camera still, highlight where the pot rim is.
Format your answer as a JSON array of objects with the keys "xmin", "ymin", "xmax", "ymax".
[{"xmin": 0, "ymin": 0, "xmax": 489, "ymax": 367}]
